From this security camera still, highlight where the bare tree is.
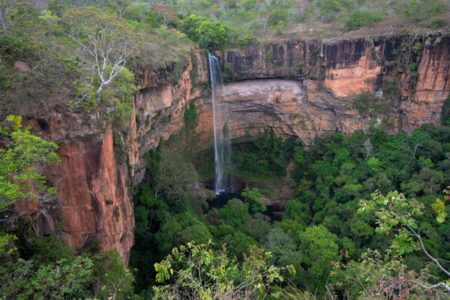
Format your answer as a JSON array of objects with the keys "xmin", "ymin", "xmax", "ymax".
[{"xmin": 63, "ymin": 7, "xmax": 135, "ymax": 103}]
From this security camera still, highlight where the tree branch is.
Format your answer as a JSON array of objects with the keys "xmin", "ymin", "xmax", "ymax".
[{"xmin": 407, "ymin": 225, "xmax": 450, "ymax": 277}]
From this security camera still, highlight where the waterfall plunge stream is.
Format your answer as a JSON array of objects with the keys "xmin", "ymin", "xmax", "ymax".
[{"xmin": 208, "ymin": 53, "xmax": 231, "ymax": 195}]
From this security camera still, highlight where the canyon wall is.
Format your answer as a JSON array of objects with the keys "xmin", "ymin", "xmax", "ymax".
[
  {"xmin": 16, "ymin": 52, "xmax": 209, "ymax": 261},
  {"xmin": 16, "ymin": 32, "xmax": 449, "ymax": 263},
  {"xmin": 195, "ymin": 33, "xmax": 449, "ymax": 144}
]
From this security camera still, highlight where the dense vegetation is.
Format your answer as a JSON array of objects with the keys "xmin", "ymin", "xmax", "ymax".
[
  {"xmin": 131, "ymin": 105, "xmax": 450, "ymax": 297},
  {"xmin": 2, "ymin": 108, "xmax": 448, "ymax": 298}
]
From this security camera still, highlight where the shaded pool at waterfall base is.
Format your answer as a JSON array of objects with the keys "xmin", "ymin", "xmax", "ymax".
[{"xmin": 203, "ymin": 174, "xmax": 244, "ymax": 195}]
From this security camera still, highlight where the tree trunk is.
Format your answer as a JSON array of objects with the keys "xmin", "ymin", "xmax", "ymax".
[{"xmin": 0, "ymin": 7, "xmax": 8, "ymax": 35}]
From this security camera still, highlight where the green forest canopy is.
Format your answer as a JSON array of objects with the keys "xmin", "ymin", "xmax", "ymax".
[{"xmin": 131, "ymin": 123, "xmax": 450, "ymax": 298}]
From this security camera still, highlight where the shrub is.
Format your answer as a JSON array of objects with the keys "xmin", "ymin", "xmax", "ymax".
[
  {"xmin": 113, "ymin": 99, "xmax": 133, "ymax": 127},
  {"xmin": 29, "ymin": 236, "xmax": 72, "ymax": 264},
  {"xmin": 268, "ymin": 8, "xmax": 288, "ymax": 27},
  {"xmin": 383, "ymin": 80, "xmax": 399, "ymax": 97},
  {"xmin": 0, "ymin": 60, "xmax": 13, "ymax": 90},
  {"xmin": 319, "ymin": 0, "xmax": 354, "ymax": 22},
  {"xmin": 236, "ymin": 33, "xmax": 257, "ymax": 48},
  {"xmin": 223, "ymin": 62, "xmax": 234, "ymax": 81},
  {"xmin": 429, "ymin": 17, "xmax": 447, "ymax": 28},
  {"xmin": 353, "ymin": 93, "xmax": 374, "ymax": 113},
  {"xmin": 184, "ymin": 101, "xmax": 197, "ymax": 129},
  {"xmin": 347, "ymin": 11, "xmax": 383, "ymax": 30},
  {"xmin": 398, "ymin": 0, "xmax": 447, "ymax": 21},
  {"xmin": 0, "ymin": 34, "xmax": 32, "ymax": 61}
]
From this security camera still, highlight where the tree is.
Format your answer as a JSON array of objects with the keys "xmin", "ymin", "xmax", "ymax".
[
  {"xmin": 358, "ymin": 191, "xmax": 450, "ymax": 293},
  {"xmin": 93, "ymin": 251, "xmax": 136, "ymax": 300},
  {"xmin": 218, "ymin": 198, "xmax": 250, "ymax": 227},
  {"xmin": 155, "ymin": 151, "xmax": 199, "ymax": 201},
  {"xmin": 0, "ymin": 0, "xmax": 11, "ymax": 34},
  {"xmin": 153, "ymin": 241, "xmax": 295, "ymax": 299},
  {"xmin": 333, "ymin": 249, "xmax": 445, "ymax": 299},
  {"xmin": 0, "ymin": 115, "xmax": 58, "ymax": 257},
  {"xmin": 182, "ymin": 14, "xmax": 233, "ymax": 51},
  {"xmin": 244, "ymin": 213, "xmax": 272, "ymax": 241},
  {"xmin": 0, "ymin": 115, "xmax": 58, "ymax": 211},
  {"xmin": 264, "ymin": 228, "xmax": 300, "ymax": 267},
  {"xmin": 242, "ymin": 187, "xmax": 266, "ymax": 213},
  {"xmin": 0, "ymin": 1, "xmax": 41, "ymax": 36},
  {"xmin": 124, "ymin": 1, "xmax": 152, "ymax": 22},
  {"xmin": 63, "ymin": 6, "xmax": 136, "ymax": 103},
  {"xmin": 180, "ymin": 223, "xmax": 212, "ymax": 244},
  {"xmin": 298, "ymin": 225, "xmax": 340, "ymax": 290}
]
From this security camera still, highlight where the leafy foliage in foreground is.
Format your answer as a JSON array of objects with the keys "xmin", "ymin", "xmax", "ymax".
[
  {"xmin": 0, "ymin": 236, "xmax": 136, "ymax": 299},
  {"xmin": 154, "ymin": 241, "xmax": 295, "ymax": 299},
  {"xmin": 1, "ymin": 256, "xmax": 95, "ymax": 300}
]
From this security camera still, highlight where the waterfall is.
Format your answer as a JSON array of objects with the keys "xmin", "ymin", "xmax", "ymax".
[{"xmin": 208, "ymin": 53, "xmax": 231, "ymax": 195}]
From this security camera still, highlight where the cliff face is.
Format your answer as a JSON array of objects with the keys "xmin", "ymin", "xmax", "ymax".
[
  {"xmin": 47, "ymin": 125, "xmax": 134, "ymax": 261},
  {"xmin": 195, "ymin": 79, "xmax": 366, "ymax": 143},
  {"xmin": 15, "ymin": 33, "xmax": 449, "ymax": 263},
  {"xmin": 194, "ymin": 33, "xmax": 449, "ymax": 144},
  {"xmin": 130, "ymin": 52, "xmax": 209, "ymax": 183},
  {"xmin": 16, "ymin": 52, "xmax": 208, "ymax": 262},
  {"xmin": 20, "ymin": 111, "xmax": 134, "ymax": 261}
]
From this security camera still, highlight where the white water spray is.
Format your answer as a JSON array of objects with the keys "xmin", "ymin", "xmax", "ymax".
[{"xmin": 208, "ymin": 53, "xmax": 231, "ymax": 194}]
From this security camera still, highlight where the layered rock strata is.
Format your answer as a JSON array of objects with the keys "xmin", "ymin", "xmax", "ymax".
[
  {"xmin": 16, "ymin": 33, "xmax": 450, "ymax": 263},
  {"xmin": 195, "ymin": 33, "xmax": 449, "ymax": 143}
]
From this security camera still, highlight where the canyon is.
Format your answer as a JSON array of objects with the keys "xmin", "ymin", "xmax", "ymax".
[{"xmin": 17, "ymin": 32, "xmax": 450, "ymax": 263}]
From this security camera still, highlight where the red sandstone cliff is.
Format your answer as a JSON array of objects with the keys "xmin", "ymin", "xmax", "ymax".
[
  {"xmin": 17, "ymin": 52, "xmax": 208, "ymax": 262},
  {"xmin": 15, "ymin": 32, "xmax": 449, "ymax": 263}
]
